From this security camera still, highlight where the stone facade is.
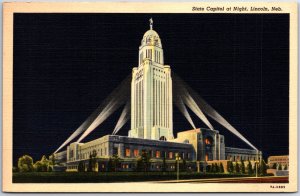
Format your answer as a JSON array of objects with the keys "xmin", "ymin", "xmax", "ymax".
[
  {"xmin": 63, "ymin": 134, "xmax": 194, "ymax": 172},
  {"xmin": 267, "ymin": 155, "xmax": 289, "ymax": 170},
  {"xmin": 225, "ymin": 147, "xmax": 262, "ymax": 162},
  {"xmin": 129, "ymin": 26, "xmax": 173, "ymax": 141},
  {"xmin": 54, "ymin": 128, "xmax": 262, "ymax": 172}
]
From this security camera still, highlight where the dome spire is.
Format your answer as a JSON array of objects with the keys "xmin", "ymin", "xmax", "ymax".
[{"xmin": 149, "ymin": 18, "xmax": 153, "ymax": 30}]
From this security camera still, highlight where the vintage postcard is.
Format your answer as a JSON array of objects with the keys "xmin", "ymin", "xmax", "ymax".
[{"xmin": 2, "ymin": 2, "xmax": 298, "ymax": 192}]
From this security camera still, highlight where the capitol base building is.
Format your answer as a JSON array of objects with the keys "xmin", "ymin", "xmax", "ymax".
[{"xmin": 54, "ymin": 21, "xmax": 261, "ymax": 172}]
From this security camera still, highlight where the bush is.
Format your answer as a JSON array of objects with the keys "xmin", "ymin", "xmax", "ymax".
[
  {"xmin": 78, "ymin": 162, "xmax": 85, "ymax": 172},
  {"xmin": 219, "ymin": 163, "xmax": 224, "ymax": 173},
  {"xmin": 241, "ymin": 161, "xmax": 246, "ymax": 174},
  {"xmin": 227, "ymin": 161, "xmax": 234, "ymax": 173},
  {"xmin": 34, "ymin": 161, "xmax": 48, "ymax": 172},
  {"xmin": 211, "ymin": 164, "xmax": 216, "ymax": 173},
  {"xmin": 260, "ymin": 160, "xmax": 268, "ymax": 176},
  {"xmin": 206, "ymin": 165, "xmax": 212, "ymax": 173},
  {"xmin": 18, "ymin": 155, "xmax": 34, "ymax": 172},
  {"xmin": 13, "ymin": 166, "xmax": 18, "ymax": 173},
  {"xmin": 247, "ymin": 161, "xmax": 253, "ymax": 175},
  {"xmin": 235, "ymin": 162, "xmax": 240, "ymax": 173}
]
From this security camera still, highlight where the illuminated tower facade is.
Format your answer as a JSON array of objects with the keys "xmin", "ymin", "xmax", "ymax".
[{"xmin": 129, "ymin": 19, "xmax": 173, "ymax": 140}]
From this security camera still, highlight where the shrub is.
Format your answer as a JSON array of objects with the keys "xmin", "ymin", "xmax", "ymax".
[
  {"xmin": 13, "ymin": 166, "xmax": 18, "ymax": 173},
  {"xmin": 227, "ymin": 161, "xmax": 234, "ymax": 173},
  {"xmin": 247, "ymin": 161, "xmax": 253, "ymax": 175},
  {"xmin": 235, "ymin": 162, "xmax": 240, "ymax": 173},
  {"xmin": 260, "ymin": 160, "xmax": 268, "ymax": 175},
  {"xmin": 241, "ymin": 160, "xmax": 246, "ymax": 174},
  {"xmin": 219, "ymin": 163, "xmax": 224, "ymax": 173},
  {"xmin": 18, "ymin": 155, "xmax": 34, "ymax": 172},
  {"xmin": 78, "ymin": 161, "xmax": 85, "ymax": 172}
]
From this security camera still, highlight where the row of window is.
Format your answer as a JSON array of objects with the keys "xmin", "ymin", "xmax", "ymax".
[
  {"xmin": 139, "ymin": 49, "xmax": 162, "ymax": 65},
  {"xmin": 152, "ymin": 78, "xmax": 170, "ymax": 128},
  {"xmin": 269, "ymin": 158, "xmax": 289, "ymax": 161},
  {"xmin": 124, "ymin": 148, "xmax": 190, "ymax": 160},
  {"xmin": 78, "ymin": 147, "xmax": 108, "ymax": 160},
  {"xmin": 68, "ymin": 165, "xmax": 77, "ymax": 170},
  {"xmin": 134, "ymin": 79, "xmax": 144, "ymax": 128},
  {"xmin": 227, "ymin": 155, "xmax": 258, "ymax": 161}
]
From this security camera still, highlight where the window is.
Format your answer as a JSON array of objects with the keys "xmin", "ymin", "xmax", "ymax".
[
  {"xmin": 169, "ymin": 152, "xmax": 173, "ymax": 159},
  {"xmin": 125, "ymin": 148, "xmax": 131, "ymax": 157},
  {"xmin": 134, "ymin": 149, "xmax": 139, "ymax": 157},
  {"xmin": 149, "ymin": 150, "xmax": 153, "ymax": 157},
  {"xmin": 156, "ymin": 151, "xmax": 161, "ymax": 158},
  {"xmin": 205, "ymin": 137, "xmax": 213, "ymax": 145}
]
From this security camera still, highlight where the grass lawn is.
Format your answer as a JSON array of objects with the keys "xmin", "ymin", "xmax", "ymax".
[{"xmin": 13, "ymin": 172, "xmax": 251, "ymax": 183}]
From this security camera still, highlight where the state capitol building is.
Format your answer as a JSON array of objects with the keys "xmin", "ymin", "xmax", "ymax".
[{"xmin": 54, "ymin": 19, "xmax": 261, "ymax": 172}]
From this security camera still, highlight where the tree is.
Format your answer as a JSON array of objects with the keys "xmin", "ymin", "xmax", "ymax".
[
  {"xmin": 18, "ymin": 155, "xmax": 34, "ymax": 172},
  {"xmin": 107, "ymin": 158, "xmax": 113, "ymax": 172},
  {"xmin": 215, "ymin": 163, "xmax": 220, "ymax": 173},
  {"xmin": 88, "ymin": 154, "xmax": 93, "ymax": 172},
  {"xmin": 241, "ymin": 160, "xmax": 246, "ymax": 174},
  {"xmin": 48, "ymin": 166, "xmax": 52, "ymax": 172},
  {"xmin": 272, "ymin": 163, "xmax": 277, "ymax": 169},
  {"xmin": 49, "ymin": 154, "xmax": 56, "ymax": 166},
  {"xmin": 112, "ymin": 154, "xmax": 120, "ymax": 172},
  {"xmin": 48, "ymin": 154, "xmax": 55, "ymax": 172},
  {"xmin": 142, "ymin": 151, "xmax": 151, "ymax": 172},
  {"xmin": 278, "ymin": 163, "xmax": 282, "ymax": 171},
  {"xmin": 284, "ymin": 165, "xmax": 288, "ymax": 170},
  {"xmin": 220, "ymin": 163, "xmax": 224, "ymax": 173},
  {"xmin": 247, "ymin": 161, "xmax": 253, "ymax": 175},
  {"xmin": 162, "ymin": 156, "xmax": 167, "ymax": 172},
  {"xmin": 227, "ymin": 161, "xmax": 234, "ymax": 173},
  {"xmin": 13, "ymin": 166, "xmax": 18, "ymax": 173},
  {"xmin": 88, "ymin": 150, "xmax": 98, "ymax": 172},
  {"xmin": 33, "ymin": 155, "xmax": 49, "ymax": 172},
  {"xmin": 136, "ymin": 157, "xmax": 143, "ymax": 172},
  {"xmin": 211, "ymin": 163, "xmax": 216, "ymax": 173},
  {"xmin": 206, "ymin": 165, "xmax": 212, "ymax": 173},
  {"xmin": 235, "ymin": 162, "xmax": 240, "ymax": 173},
  {"xmin": 259, "ymin": 160, "xmax": 268, "ymax": 176},
  {"xmin": 182, "ymin": 159, "xmax": 187, "ymax": 172},
  {"xmin": 34, "ymin": 160, "xmax": 48, "ymax": 172},
  {"xmin": 78, "ymin": 161, "xmax": 85, "ymax": 172}
]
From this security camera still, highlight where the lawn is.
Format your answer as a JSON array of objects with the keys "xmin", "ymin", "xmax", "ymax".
[{"xmin": 13, "ymin": 172, "xmax": 251, "ymax": 183}]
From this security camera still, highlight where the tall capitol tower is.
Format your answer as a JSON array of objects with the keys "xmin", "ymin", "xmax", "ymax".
[{"xmin": 129, "ymin": 19, "xmax": 173, "ymax": 141}]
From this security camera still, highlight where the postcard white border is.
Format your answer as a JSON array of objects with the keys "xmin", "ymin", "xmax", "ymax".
[{"xmin": 2, "ymin": 2, "xmax": 298, "ymax": 192}]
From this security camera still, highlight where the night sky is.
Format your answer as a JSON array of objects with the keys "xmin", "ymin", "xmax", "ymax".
[{"xmin": 13, "ymin": 14, "xmax": 289, "ymax": 165}]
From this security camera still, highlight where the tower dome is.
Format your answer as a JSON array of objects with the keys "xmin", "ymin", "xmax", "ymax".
[{"xmin": 140, "ymin": 20, "xmax": 162, "ymax": 48}]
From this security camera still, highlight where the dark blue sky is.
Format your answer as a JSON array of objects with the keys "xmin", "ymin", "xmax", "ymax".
[{"xmin": 13, "ymin": 14, "xmax": 289, "ymax": 165}]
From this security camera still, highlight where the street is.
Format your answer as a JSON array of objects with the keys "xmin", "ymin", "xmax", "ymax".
[{"xmin": 157, "ymin": 176, "xmax": 289, "ymax": 183}]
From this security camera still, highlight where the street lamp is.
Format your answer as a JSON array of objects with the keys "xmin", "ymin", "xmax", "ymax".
[
  {"xmin": 255, "ymin": 150, "xmax": 259, "ymax": 178},
  {"xmin": 176, "ymin": 154, "xmax": 181, "ymax": 181}
]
